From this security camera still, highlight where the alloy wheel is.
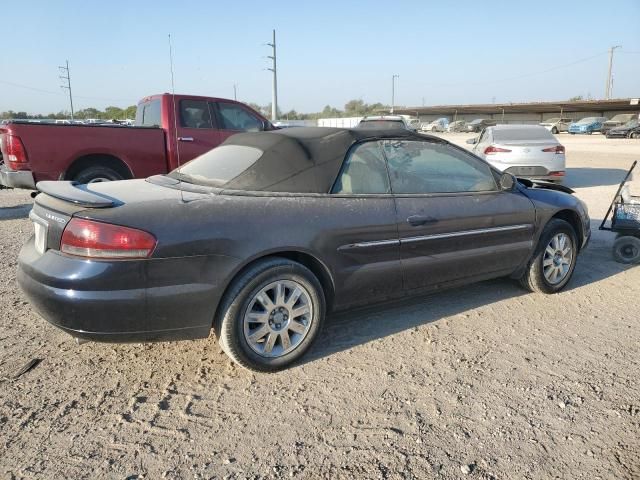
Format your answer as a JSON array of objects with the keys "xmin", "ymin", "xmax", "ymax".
[
  {"xmin": 542, "ymin": 233, "xmax": 573, "ymax": 285},
  {"xmin": 243, "ymin": 280, "xmax": 313, "ymax": 358}
]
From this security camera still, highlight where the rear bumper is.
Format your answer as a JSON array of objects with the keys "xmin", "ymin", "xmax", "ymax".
[
  {"xmin": 17, "ymin": 238, "xmax": 240, "ymax": 343},
  {"xmin": 0, "ymin": 164, "xmax": 36, "ymax": 189}
]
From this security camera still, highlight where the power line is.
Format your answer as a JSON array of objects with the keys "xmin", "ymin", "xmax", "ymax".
[
  {"xmin": 0, "ymin": 79, "xmax": 138, "ymax": 103},
  {"xmin": 421, "ymin": 51, "xmax": 609, "ymax": 88}
]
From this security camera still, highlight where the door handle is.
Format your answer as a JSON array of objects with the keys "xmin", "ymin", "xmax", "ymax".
[
  {"xmin": 178, "ymin": 136, "xmax": 194, "ymax": 142},
  {"xmin": 407, "ymin": 215, "xmax": 438, "ymax": 226}
]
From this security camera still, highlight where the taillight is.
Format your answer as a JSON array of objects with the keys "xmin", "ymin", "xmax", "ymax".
[
  {"xmin": 484, "ymin": 146, "xmax": 511, "ymax": 155},
  {"xmin": 549, "ymin": 171, "xmax": 565, "ymax": 177},
  {"xmin": 60, "ymin": 218, "xmax": 156, "ymax": 259},
  {"xmin": 542, "ymin": 145, "xmax": 565, "ymax": 154},
  {"xmin": 3, "ymin": 134, "xmax": 29, "ymax": 170}
]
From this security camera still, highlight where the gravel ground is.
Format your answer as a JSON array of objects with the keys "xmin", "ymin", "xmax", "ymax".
[{"xmin": 1, "ymin": 134, "xmax": 639, "ymax": 479}]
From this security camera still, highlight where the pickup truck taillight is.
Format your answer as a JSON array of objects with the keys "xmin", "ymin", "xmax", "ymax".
[
  {"xmin": 3, "ymin": 134, "xmax": 29, "ymax": 170},
  {"xmin": 61, "ymin": 218, "xmax": 156, "ymax": 259}
]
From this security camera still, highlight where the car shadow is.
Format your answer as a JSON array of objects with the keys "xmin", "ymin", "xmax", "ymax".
[
  {"xmin": 304, "ymin": 242, "xmax": 634, "ymax": 364},
  {"xmin": 0, "ymin": 203, "xmax": 32, "ymax": 221},
  {"xmin": 565, "ymin": 168, "xmax": 628, "ymax": 188}
]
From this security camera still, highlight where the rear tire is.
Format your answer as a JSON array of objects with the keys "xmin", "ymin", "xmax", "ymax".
[
  {"xmin": 613, "ymin": 236, "xmax": 640, "ymax": 264},
  {"xmin": 73, "ymin": 166, "xmax": 123, "ymax": 184},
  {"xmin": 215, "ymin": 257, "xmax": 325, "ymax": 372},
  {"xmin": 551, "ymin": 127, "xmax": 558, "ymax": 134},
  {"xmin": 518, "ymin": 219, "xmax": 578, "ymax": 293}
]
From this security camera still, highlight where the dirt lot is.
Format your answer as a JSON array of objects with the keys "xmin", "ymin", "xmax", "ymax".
[{"xmin": 1, "ymin": 134, "xmax": 639, "ymax": 480}]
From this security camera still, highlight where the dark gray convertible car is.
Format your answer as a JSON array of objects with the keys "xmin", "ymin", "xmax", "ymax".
[{"xmin": 18, "ymin": 127, "xmax": 590, "ymax": 371}]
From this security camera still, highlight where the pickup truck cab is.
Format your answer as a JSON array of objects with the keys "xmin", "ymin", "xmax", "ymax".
[{"xmin": 0, "ymin": 94, "xmax": 272, "ymax": 189}]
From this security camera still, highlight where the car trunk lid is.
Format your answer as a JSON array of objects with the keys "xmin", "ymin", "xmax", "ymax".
[{"xmin": 30, "ymin": 177, "xmax": 193, "ymax": 255}]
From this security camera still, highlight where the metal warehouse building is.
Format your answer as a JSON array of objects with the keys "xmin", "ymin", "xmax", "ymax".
[{"xmin": 391, "ymin": 98, "xmax": 639, "ymax": 124}]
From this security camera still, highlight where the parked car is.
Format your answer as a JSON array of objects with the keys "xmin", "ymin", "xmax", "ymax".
[
  {"xmin": 606, "ymin": 118, "xmax": 640, "ymax": 139},
  {"xmin": 568, "ymin": 117, "xmax": 608, "ymax": 135},
  {"xmin": 467, "ymin": 125, "xmax": 566, "ymax": 183},
  {"xmin": 356, "ymin": 115, "xmax": 418, "ymax": 130},
  {"xmin": 601, "ymin": 113, "xmax": 638, "ymax": 136},
  {"xmin": 0, "ymin": 94, "xmax": 273, "ymax": 189},
  {"xmin": 539, "ymin": 117, "xmax": 573, "ymax": 134},
  {"xmin": 466, "ymin": 118, "xmax": 497, "ymax": 133},
  {"xmin": 18, "ymin": 127, "xmax": 590, "ymax": 371},
  {"xmin": 447, "ymin": 120, "xmax": 467, "ymax": 132},
  {"xmin": 421, "ymin": 117, "xmax": 449, "ymax": 132}
]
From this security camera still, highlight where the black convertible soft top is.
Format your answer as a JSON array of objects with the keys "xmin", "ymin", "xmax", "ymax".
[{"xmin": 190, "ymin": 127, "xmax": 442, "ymax": 193}]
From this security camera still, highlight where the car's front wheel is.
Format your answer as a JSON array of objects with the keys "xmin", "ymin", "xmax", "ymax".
[
  {"xmin": 551, "ymin": 127, "xmax": 558, "ymax": 134},
  {"xmin": 215, "ymin": 258, "xmax": 325, "ymax": 372},
  {"xmin": 518, "ymin": 219, "xmax": 578, "ymax": 293}
]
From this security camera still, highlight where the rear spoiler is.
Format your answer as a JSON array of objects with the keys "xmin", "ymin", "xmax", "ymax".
[{"xmin": 36, "ymin": 181, "xmax": 119, "ymax": 208}]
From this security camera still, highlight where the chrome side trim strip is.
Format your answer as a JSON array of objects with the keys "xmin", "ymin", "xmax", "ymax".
[
  {"xmin": 401, "ymin": 224, "xmax": 532, "ymax": 244},
  {"xmin": 337, "ymin": 238, "xmax": 400, "ymax": 252},
  {"xmin": 338, "ymin": 224, "xmax": 532, "ymax": 252}
]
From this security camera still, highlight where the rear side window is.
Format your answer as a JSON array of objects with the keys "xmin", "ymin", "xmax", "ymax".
[
  {"xmin": 180, "ymin": 100, "xmax": 212, "ymax": 129},
  {"xmin": 135, "ymin": 99, "xmax": 161, "ymax": 127},
  {"xmin": 332, "ymin": 142, "xmax": 390, "ymax": 194},
  {"xmin": 215, "ymin": 102, "xmax": 263, "ymax": 131}
]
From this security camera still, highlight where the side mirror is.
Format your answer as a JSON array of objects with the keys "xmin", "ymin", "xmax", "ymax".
[
  {"xmin": 499, "ymin": 172, "xmax": 517, "ymax": 191},
  {"xmin": 466, "ymin": 137, "xmax": 478, "ymax": 145}
]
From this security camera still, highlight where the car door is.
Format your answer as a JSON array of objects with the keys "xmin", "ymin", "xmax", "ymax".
[
  {"xmin": 382, "ymin": 139, "xmax": 536, "ymax": 291},
  {"xmin": 328, "ymin": 141, "xmax": 402, "ymax": 308},
  {"xmin": 174, "ymin": 99, "xmax": 223, "ymax": 165},
  {"xmin": 212, "ymin": 101, "xmax": 266, "ymax": 143}
]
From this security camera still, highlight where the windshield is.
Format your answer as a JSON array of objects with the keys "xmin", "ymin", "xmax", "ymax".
[
  {"xmin": 543, "ymin": 118, "xmax": 559, "ymax": 123},
  {"xmin": 358, "ymin": 120, "xmax": 404, "ymax": 129},
  {"xmin": 493, "ymin": 127, "xmax": 555, "ymax": 142},
  {"xmin": 170, "ymin": 145, "xmax": 263, "ymax": 187},
  {"xmin": 577, "ymin": 117, "xmax": 597, "ymax": 124}
]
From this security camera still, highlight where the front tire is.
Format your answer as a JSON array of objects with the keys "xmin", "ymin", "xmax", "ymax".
[
  {"xmin": 215, "ymin": 258, "xmax": 325, "ymax": 372},
  {"xmin": 551, "ymin": 127, "xmax": 558, "ymax": 134},
  {"xmin": 518, "ymin": 219, "xmax": 578, "ymax": 293}
]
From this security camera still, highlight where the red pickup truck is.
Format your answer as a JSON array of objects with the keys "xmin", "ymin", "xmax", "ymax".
[{"xmin": 0, "ymin": 94, "xmax": 272, "ymax": 189}]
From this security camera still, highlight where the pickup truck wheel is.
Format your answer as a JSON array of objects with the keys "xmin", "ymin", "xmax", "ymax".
[
  {"xmin": 215, "ymin": 257, "xmax": 325, "ymax": 372},
  {"xmin": 73, "ymin": 166, "xmax": 123, "ymax": 184},
  {"xmin": 518, "ymin": 219, "xmax": 578, "ymax": 294}
]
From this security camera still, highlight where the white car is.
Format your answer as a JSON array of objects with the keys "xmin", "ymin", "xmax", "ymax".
[
  {"xmin": 467, "ymin": 125, "xmax": 566, "ymax": 183},
  {"xmin": 539, "ymin": 117, "xmax": 573, "ymax": 134},
  {"xmin": 356, "ymin": 115, "xmax": 419, "ymax": 131},
  {"xmin": 421, "ymin": 117, "xmax": 449, "ymax": 132}
]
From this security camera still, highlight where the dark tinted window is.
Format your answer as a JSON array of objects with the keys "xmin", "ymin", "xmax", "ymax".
[
  {"xmin": 357, "ymin": 120, "xmax": 404, "ymax": 130},
  {"xmin": 180, "ymin": 100, "xmax": 212, "ymax": 129},
  {"xmin": 493, "ymin": 127, "xmax": 555, "ymax": 142},
  {"xmin": 216, "ymin": 102, "xmax": 263, "ymax": 131},
  {"xmin": 384, "ymin": 141, "xmax": 497, "ymax": 194},
  {"xmin": 135, "ymin": 99, "xmax": 161, "ymax": 127},
  {"xmin": 333, "ymin": 142, "xmax": 390, "ymax": 194}
]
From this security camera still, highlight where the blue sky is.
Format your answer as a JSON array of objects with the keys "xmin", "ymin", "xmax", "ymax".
[{"xmin": 2, "ymin": 0, "xmax": 639, "ymax": 114}]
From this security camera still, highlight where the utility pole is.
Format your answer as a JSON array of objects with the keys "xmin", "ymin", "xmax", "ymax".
[
  {"xmin": 266, "ymin": 30, "xmax": 278, "ymax": 121},
  {"xmin": 233, "ymin": 83, "xmax": 238, "ymax": 101},
  {"xmin": 59, "ymin": 60, "xmax": 74, "ymax": 120},
  {"xmin": 391, "ymin": 74, "xmax": 399, "ymax": 113},
  {"xmin": 605, "ymin": 45, "xmax": 621, "ymax": 100}
]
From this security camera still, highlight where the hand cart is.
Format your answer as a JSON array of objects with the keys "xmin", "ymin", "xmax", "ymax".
[{"xmin": 599, "ymin": 160, "xmax": 640, "ymax": 263}]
